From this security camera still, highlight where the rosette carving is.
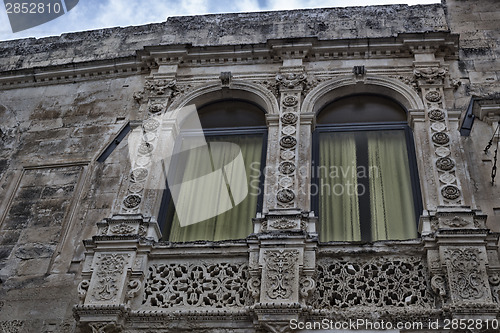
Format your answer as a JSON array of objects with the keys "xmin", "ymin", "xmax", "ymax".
[
  {"xmin": 432, "ymin": 132, "xmax": 449, "ymax": 145},
  {"xmin": 278, "ymin": 162, "xmax": 295, "ymax": 175},
  {"xmin": 280, "ymin": 136, "xmax": 297, "ymax": 148},
  {"xmin": 123, "ymin": 194, "xmax": 141, "ymax": 208},
  {"xmin": 277, "ymin": 188, "xmax": 295, "ymax": 203},
  {"xmin": 281, "ymin": 112, "xmax": 298, "ymax": 125},
  {"xmin": 425, "ymin": 91, "xmax": 441, "ymax": 102},
  {"xmin": 441, "ymin": 185, "xmax": 461, "ymax": 200},
  {"xmin": 282, "ymin": 95, "xmax": 298, "ymax": 107},
  {"xmin": 429, "ymin": 109, "xmax": 445, "ymax": 121},
  {"xmin": 436, "ymin": 157, "xmax": 455, "ymax": 171}
]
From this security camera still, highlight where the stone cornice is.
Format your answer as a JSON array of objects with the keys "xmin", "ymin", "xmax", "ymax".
[{"xmin": 0, "ymin": 32, "xmax": 458, "ymax": 90}]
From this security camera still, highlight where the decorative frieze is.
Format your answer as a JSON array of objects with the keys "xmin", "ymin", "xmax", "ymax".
[
  {"xmin": 142, "ymin": 262, "xmax": 252, "ymax": 308},
  {"xmin": 309, "ymin": 256, "xmax": 433, "ymax": 310}
]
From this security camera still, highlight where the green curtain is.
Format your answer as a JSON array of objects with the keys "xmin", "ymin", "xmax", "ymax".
[
  {"xmin": 319, "ymin": 132, "xmax": 360, "ymax": 242},
  {"xmin": 168, "ymin": 134, "xmax": 263, "ymax": 242},
  {"xmin": 367, "ymin": 131, "xmax": 417, "ymax": 240}
]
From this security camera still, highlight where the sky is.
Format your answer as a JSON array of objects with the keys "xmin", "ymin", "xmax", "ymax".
[{"xmin": 0, "ymin": 0, "xmax": 440, "ymax": 41}]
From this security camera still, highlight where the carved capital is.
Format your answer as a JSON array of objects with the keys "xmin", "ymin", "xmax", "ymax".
[
  {"xmin": 276, "ymin": 73, "xmax": 307, "ymax": 91},
  {"xmin": 414, "ymin": 67, "xmax": 447, "ymax": 85}
]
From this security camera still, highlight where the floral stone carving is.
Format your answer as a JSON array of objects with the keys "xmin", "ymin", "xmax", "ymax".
[
  {"xmin": 309, "ymin": 256, "xmax": 433, "ymax": 309},
  {"xmin": 445, "ymin": 248, "xmax": 488, "ymax": 301},
  {"xmin": 425, "ymin": 90, "xmax": 441, "ymax": 102},
  {"xmin": 279, "ymin": 136, "xmax": 297, "ymax": 148},
  {"xmin": 282, "ymin": 95, "xmax": 298, "ymax": 107},
  {"xmin": 276, "ymin": 73, "xmax": 307, "ymax": 90},
  {"xmin": 277, "ymin": 188, "xmax": 295, "ymax": 203},
  {"xmin": 143, "ymin": 262, "xmax": 252, "ymax": 308},
  {"xmin": 264, "ymin": 249, "xmax": 299, "ymax": 299},
  {"xmin": 432, "ymin": 132, "xmax": 450, "ymax": 145},
  {"xmin": 436, "ymin": 157, "xmax": 455, "ymax": 171},
  {"xmin": 441, "ymin": 185, "xmax": 461, "ymax": 200},
  {"xmin": 278, "ymin": 162, "xmax": 296, "ymax": 175},
  {"xmin": 92, "ymin": 254, "xmax": 127, "ymax": 302},
  {"xmin": 281, "ymin": 112, "xmax": 298, "ymax": 125},
  {"xmin": 123, "ymin": 195, "xmax": 141, "ymax": 209}
]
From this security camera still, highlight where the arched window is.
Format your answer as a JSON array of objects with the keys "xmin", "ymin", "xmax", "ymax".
[
  {"xmin": 312, "ymin": 94, "xmax": 422, "ymax": 242},
  {"xmin": 159, "ymin": 99, "xmax": 267, "ymax": 242}
]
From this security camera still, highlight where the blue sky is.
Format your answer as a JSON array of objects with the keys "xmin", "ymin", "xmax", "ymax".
[{"xmin": 0, "ymin": 0, "xmax": 440, "ymax": 41}]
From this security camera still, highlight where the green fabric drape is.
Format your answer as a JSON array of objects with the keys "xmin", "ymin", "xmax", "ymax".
[
  {"xmin": 319, "ymin": 132, "xmax": 360, "ymax": 242},
  {"xmin": 168, "ymin": 134, "xmax": 263, "ymax": 242},
  {"xmin": 367, "ymin": 131, "xmax": 417, "ymax": 240},
  {"xmin": 318, "ymin": 130, "xmax": 417, "ymax": 242}
]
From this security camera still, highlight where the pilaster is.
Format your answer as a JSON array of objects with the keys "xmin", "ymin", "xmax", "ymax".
[{"xmin": 73, "ymin": 215, "xmax": 160, "ymax": 333}]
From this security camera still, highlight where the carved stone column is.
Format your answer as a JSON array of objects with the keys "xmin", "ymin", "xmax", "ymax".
[
  {"xmin": 251, "ymin": 63, "xmax": 317, "ymax": 333},
  {"xmin": 73, "ymin": 215, "xmax": 160, "ymax": 333}
]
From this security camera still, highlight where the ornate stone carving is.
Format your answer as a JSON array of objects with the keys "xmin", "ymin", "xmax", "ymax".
[
  {"xmin": 248, "ymin": 276, "xmax": 261, "ymax": 302},
  {"xmin": 271, "ymin": 218, "xmax": 295, "ymax": 229},
  {"xmin": 282, "ymin": 95, "xmax": 298, "ymax": 107},
  {"xmin": 128, "ymin": 183, "xmax": 144, "ymax": 193},
  {"xmin": 425, "ymin": 90, "xmax": 442, "ymax": 102},
  {"xmin": 436, "ymin": 157, "xmax": 455, "ymax": 171},
  {"xmin": 137, "ymin": 142, "xmax": 153, "ymax": 155},
  {"xmin": 278, "ymin": 162, "xmax": 295, "ymax": 175},
  {"xmin": 414, "ymin": 67, "xmax": 447, "ymax": 84},
  {"xmin": 281, "ymin": 125, "xmax": 296, "ymax": 135},
  {"xmin": 280, "ymin": 150, "xmax": 295, "ymax": 160},
  {"xmin": 88, "ymin": 322, "xmax": 123, "ymax": 333},
  {"xmin": 220, "ymin": 71, "xmax": 232, "ymax": 86},
  {"xmin": 126, "ymin": 279, "xmax": 142, "ymax": 303},
  {"xmin": 78, "ymin": 280, "xmax": 90, "ymax": 303},
  {"xmin": 132, "ymin": 91, "xmax": 143, "ymax": 103},
  {"xmin": 264, "ymin": 249, "xmax": 299, "ymax": 299},
  {"xmin": 441, "ymin": 185, "xmax": 461, "ymax": 200},
  {"xmin": 131, "ymin": 168, "xmax": 148, "ymax": 182},
  {"xmin": 310, "ymin": 257, "xmax": 433, "ymax": 309},
  {"xmin": 142, "ymin": 118, "xmax": 160, "ymax": 132},
  {"xmin": 143, "ymin": 262, "xmax": 251, "ymax": 308},
  {"xmin": 148, "ymin": 103, "xmax": 164, "ymax": 114},
  {"xmin": 489, "ymin": 274, "xmax": 500, "ymax": 303},
  {"xmin": 435, "ymin": 147, "xmax": 450, "ymax": 157},
  {"xmin": 445, "ymin": 248, "xmax": 487, "ymax": 300},
  {"xmin": 145, "ymin": 79, "xmax": 177, "ymax": 96},
  {"xmin": 279, "ymin": 136, "xmax": 297, "ymax": 148},
  {"xmin": 276, "ymin": 188, "xmax": 295, "ymax": 203},
  {"xmin": 432, "ymin": 132, "xmax": 449, "ymax": 145},
  {"xmin": 110, "ymin": 223, "xmax": 136, "ymax": 234},
  {"xmin": 299, "ymin": 276, "xmax": 316, "ymax": 299},
  {"xmin": 123, "ymin": 195, "xmax": 141, "ymax": 209},
  {"xmin": 276, "ymin": 73, "xmax": 306, "ymax": 90},
  {"xmin": 281, "ymin": 112, "xmax": 298, "ymax": 125},
  {"xmin": 0, "ymin": 320, "xmax": 24, "ymax": 333},
  {"xmin": 431, "ymin": 275, "xmax": 447, "ymax": 302},
  {"xmin": 428, "ymin": 108, "xmax": 445, "ymax": 121},
  {"xmin": 93, "ymin": 254, "xmax": 127, "ymax": 302},
  {"xmin": 442, "ymin": 216, "xmax": 468, "ymax": 228}
]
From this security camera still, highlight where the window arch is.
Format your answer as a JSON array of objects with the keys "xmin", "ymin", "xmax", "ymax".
[
  {"xmin": 312, "ymin": 94, "xmax": 422, "ymax": 242},
  {"xmin": 159, "ymin": 99, "xmax": 267, "ymax": 242}
]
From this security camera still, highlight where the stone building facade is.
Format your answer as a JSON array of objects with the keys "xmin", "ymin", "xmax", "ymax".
[{"xmin": 0, "ymin": 0, "xmax": 500, "ymax": 332}]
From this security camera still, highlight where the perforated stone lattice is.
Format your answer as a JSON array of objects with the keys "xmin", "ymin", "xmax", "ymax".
[
  {"xmin": 309, "ymin": 256, "xmax": 434, "ymax": 310},
  {"xmin": 142, "ymin": 262, "xmax": 252, "ymax": 308}
]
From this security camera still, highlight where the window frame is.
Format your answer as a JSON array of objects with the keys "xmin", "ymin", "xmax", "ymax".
[
  {"xmin": 312, "ymin": 121, "xmax": 423, "ymax": 242},
  {"xmin": 158, "ymin": 125, "xmax": 268, "ymax": 242}
]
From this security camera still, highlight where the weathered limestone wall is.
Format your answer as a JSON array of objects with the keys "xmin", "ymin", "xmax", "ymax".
[
  {"xmin": 444, "ymin": 0, "xmax": 500, "ymax": 230},
  {"xmin": 0, "ymin": 77, "xmax": 142, "ymax": 332},
  {"xmin": 0, "ymin": 4, "xmax": 447, "ymax": 71}
]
